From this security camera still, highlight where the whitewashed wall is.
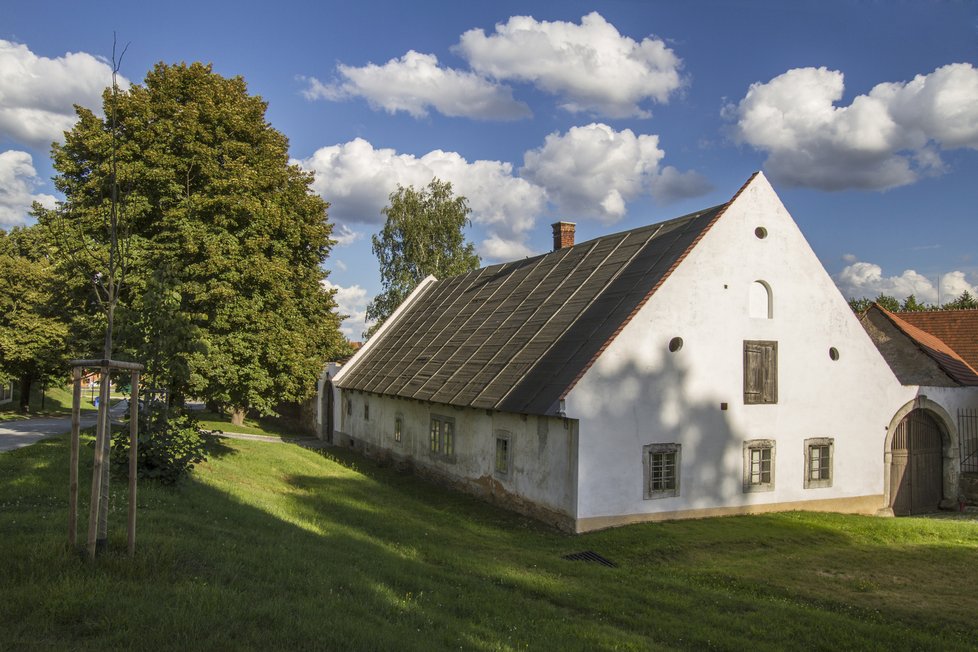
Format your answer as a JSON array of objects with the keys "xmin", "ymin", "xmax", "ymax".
[
  {"xmin": 567, "ymin": 174, "xmax": 923, "ymax": 525},
  {"xmin": 338, "ymin": 391, "xmax": 578, "ymax": 521}
]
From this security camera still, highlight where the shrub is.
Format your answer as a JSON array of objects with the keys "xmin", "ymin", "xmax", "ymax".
[{"xmin": 111, "ymin": 410, "xmax": 207, "ymax": 484}]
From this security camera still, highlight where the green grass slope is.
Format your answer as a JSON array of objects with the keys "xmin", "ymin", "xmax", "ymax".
[{"xmin": 1, "ymin": 434, "xmax": 977, "ymax": 650}]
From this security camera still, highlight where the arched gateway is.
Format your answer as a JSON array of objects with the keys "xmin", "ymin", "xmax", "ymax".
[{"xmin": 884, "ymin": 398, "xmax": 959, "ymax": 515}]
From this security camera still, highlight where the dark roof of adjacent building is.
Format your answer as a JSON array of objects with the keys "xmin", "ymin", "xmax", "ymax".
[
  {"xmin": 337, "ymin": 194, "xmax": 739, "ymax": 415},
  {"xmin": 896, "ymin": 309, "xmax": 978, "ymax": 372},
  {"xmin": 862, "ymin": 304, "xmax": 978, "ymax": 386}
]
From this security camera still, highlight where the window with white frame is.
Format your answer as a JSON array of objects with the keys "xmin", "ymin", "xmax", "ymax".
[
  {"xmin": 393, "ymin": 416, "xmax": 403, "ymax": 443},
  {"xmin": 429, "ymin": 415, "xmax": 455, "ymax": 461},
  {"xmin": 494, "ymin": 432, "xmax": 511, "ymax": 477},
  {"xmin": 743, "ymin": 439, "xmax": 775, "ymax": 492},
  {"xmin": 804, "ymin": 438, "xmax": 833, "ymax": 489},
  {"xmin": 643, "ymin": 443, "xmax": 681, "ymax": 499}
]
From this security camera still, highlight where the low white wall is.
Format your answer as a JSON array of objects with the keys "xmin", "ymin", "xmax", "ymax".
[{"xmin": 338, "ymin": 391, "xmax": 578, "ymax": 521}]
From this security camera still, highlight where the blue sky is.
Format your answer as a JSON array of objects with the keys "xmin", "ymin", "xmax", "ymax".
[{"xmin": 2, "ymin": 0, "xmax": 977, "ymax": 338}]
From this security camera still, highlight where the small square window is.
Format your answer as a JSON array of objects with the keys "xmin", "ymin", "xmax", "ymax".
[
  {"xmin": 429, "ymin": 415, "xmax": 456, "ymax": 462},
  {"xmin": 743, "ymin": 439, "xmax": 775, "ymax": 493},
  {"xmin": 643, "ymin": 443, "xmax": 681, "ymax": 499},
  {"xmin": 494, "ymin": 434, "xmax": 511, "ymax": 477},
  {"xmin": 393, "ymin": 416, "xmax": 402, "ymax": 443},
  {"xmin": 804, "ymin": 438, "xmax": 834, "ymax": 489}
]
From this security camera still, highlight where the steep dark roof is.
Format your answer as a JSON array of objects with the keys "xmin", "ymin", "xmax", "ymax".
[
  {"xmin": 337, "ymin": 202, "xmax": 728, "ymax": 415},
  {"xmin": 870, "ymin": 305, "xmax": 978, "ymax": 386}
]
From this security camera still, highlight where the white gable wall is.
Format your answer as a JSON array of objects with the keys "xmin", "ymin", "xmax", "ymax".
[{"xmin": 566, "ymin": 174, "xmax": 918, "ymax": 529}]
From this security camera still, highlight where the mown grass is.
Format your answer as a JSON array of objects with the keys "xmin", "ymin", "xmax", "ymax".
[
  {"xmin": 0, "ymin": 384, "xmax": 100, "ymax": 421},
  {"xmin": 1, "ymin": 433, "xmax": 977, "ymax": 650},
  {"xmin": 194, "ymin": 409, "xmax": 306, "ymax": 439}
]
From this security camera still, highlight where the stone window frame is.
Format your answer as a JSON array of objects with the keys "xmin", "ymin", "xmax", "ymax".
[
  {"xmin": 643, "ymin": 443, "xmax": 681, "ymax": 499},
  {"xmin": 744, "ymin": 340, "xmax": 778, "ymax": 405},
  {"xmin": 429, "ymin": 414, "xmax": 456, "ymax": 462},
  {"xmin": 804, "ymin": 437, "xmax": 834, "ymax": 489},
  {"xmin": 494, "ymin": 431, "xmax": 512, "ymax": 478},
  {"xmin": 743, "ymin": 439, "xmax": 776, "ymax": 493}
]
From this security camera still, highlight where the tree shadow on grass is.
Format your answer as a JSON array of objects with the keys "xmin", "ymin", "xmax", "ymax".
[{"xmin": 1, "ymin": 435, "xmax": 977, "ymax": 650}]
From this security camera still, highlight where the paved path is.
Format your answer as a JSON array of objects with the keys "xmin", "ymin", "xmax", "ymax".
[{"xmin": 0, "ymin": 402, "xmax": 132, "ymax": 452}]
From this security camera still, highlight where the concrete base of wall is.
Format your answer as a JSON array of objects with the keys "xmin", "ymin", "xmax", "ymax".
[{"xmin": 574, "ymin": 494, "xmax": 886, "ymax": 533}]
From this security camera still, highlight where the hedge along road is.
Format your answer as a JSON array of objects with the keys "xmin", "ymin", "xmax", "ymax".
[{"xmin": 0, "ymin": 401, "xmax": 131, "ymax": 452}]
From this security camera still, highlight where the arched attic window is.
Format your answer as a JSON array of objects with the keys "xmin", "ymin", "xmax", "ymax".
[{"xmin": 749, "ymin": 280, "xmax": 773, "ymax": 319}]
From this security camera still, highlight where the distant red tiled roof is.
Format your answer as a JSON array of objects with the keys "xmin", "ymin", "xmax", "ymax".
[
  {"xmin": 897, "ymin": 309, "xmax": 978, "ymax": 372},
  {"xmin": 877, "ymin": 306, "xmax": 978, "ymax": 386}
]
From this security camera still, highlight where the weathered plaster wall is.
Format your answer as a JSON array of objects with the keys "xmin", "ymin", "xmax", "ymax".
[
  {"xmin": 337, "ymin": 391, "xmax": 578, "ymax": 527},
  {"xmin": 567, "ymin": 174, "xmax": 919, "ymax": 526}
]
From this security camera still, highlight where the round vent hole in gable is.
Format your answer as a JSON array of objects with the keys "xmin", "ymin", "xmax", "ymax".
[
  {"xmin": 829, "ymin": 347, "xmax": 840, "ymax": 361},
  {"xmin": 669, "ymin": 337, "xmax": 684, "ymax": 353},
  {"xmin": 755, "ymin": 226, "xmax": 768, "ymax": 239}
]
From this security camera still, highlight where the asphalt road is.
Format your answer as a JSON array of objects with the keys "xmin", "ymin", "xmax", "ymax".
[{"xmin": 0, "ymin": 401, "xmax": 130, "ymax": 452}]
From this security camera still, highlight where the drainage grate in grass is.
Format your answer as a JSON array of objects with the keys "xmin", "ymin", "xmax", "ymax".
[{"xmin": 562, "ymin": 550, "xmax": 616, "ymax": 567}]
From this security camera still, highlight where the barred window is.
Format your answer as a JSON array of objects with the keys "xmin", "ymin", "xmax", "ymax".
[
  {"xmin": 495, "ymin": 435, "xmax": 510, "ymax": 477},
  {"xmin": 644, "ymin": 443, "xmax": 681, "ymax": 499}
]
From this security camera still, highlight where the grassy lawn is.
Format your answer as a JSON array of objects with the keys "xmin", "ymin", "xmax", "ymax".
[
  {"xmin": 194, "ymin": 409, "xmax": 308, "ymax": 439},
  {"xmin": 2, "ymin": 434, "xmax": 977, "ymax": 650},
  {"xmin": 0, "ymin": 384, "xmax": 100, "ymax": 421}
]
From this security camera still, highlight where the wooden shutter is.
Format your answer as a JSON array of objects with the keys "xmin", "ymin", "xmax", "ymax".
[{"xmin": 744, "ymin": 340, "xmax": 777, "ymax": 404}]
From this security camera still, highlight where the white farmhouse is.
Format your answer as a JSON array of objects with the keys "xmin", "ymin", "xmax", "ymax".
[{"xmin": 321, "ymin": 173, "xmax": 978, "ymax": 532}]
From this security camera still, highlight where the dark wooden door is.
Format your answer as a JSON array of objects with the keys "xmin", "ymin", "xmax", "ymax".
[
  {"xmin": 890, "ymin": 410, "xmax": 943, "ymax": 515},
  {"xmin": 324, "ymin": 381, "xmax": 334, "ymax": 443}
]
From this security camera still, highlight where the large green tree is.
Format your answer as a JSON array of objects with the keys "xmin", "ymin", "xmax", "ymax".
[
  {"xmin": 37, "ymin": 62, "xmax": 346, "ymax": 424},
  {"xmin": 365, "ymin": 178, "xmax": 480, "ymax": 335},
  {"xmin": 0, "ymin": 225, "xmax": 71, "ymax": 412}
]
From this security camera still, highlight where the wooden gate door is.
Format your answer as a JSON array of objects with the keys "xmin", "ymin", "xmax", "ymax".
[
  {"xmin": 323, "ymin": 380, "xmax": 334, "ymax": 443},
  {"xmin": 890, "ymin": 409, "xmax": 944, "ymax": 515}
]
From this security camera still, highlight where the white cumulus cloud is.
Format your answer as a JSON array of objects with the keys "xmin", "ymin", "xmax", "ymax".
[
  {"xmin": 834, "ymin": 259, "xmax": 977, "ymax": 305},
  {"xmin": 332, "ymin": 223, "xmax": 362, "ymax": 247},
  {"xmin": 323, "ymin": 280, "xmax": 370, "ymax": 340},
  {"xmin": 0, "ymin": 40, "xmax": 127, "ymax": 148},
  {"xmin": 456, "ymin": 12, "xmax": 685, "ymax": 118},
  {"xmin": 521, "ymin": 123, "xmax": 708, "ymax": 222},
  {"xmin": 0, "ymin": 150, "xmax": 56, "ymax": 226},
  {"xmin": 727, "ymin": 63, "xmax": 978, "ymax": 190},
  {"xmin": 296, "ymin": 138, "xmax": 546, "ymax": 260},
  {"xmin": 302, "ymin": 50, "xmax": 531, "ymax": 120}
]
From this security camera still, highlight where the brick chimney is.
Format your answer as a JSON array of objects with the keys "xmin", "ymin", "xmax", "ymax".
[{"xmin": 551, "ymin": 221, "xmax": 576, "ymax": 251}]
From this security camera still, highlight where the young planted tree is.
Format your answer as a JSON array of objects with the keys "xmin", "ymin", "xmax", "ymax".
[
  {"xmin": 37, "ymin": 61, "xmax": 346, "ymax": 426},
  {"xmin": 365, "ymin": 178, "xmax": 481, "ymax": 335}
]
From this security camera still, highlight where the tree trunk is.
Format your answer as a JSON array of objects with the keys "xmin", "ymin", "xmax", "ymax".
[
  {"xmin": 230, "ymin": 408, "xmax": 246, "ymax": 426},
  {"xmin": 18, "ymin": 374, "xmax": 32, "ymax": 413}
]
